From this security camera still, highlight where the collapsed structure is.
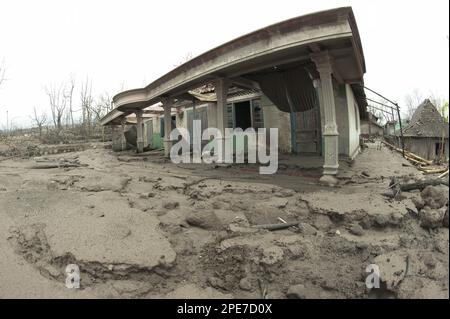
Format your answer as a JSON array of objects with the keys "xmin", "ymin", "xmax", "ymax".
[{"xmin": 101, "ymin": 7, "xmax": 368, "ymax": 181}]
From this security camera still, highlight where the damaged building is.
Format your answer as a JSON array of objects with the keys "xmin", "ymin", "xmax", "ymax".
[
  {"xmin": 394, "ymin": 99, "xmax": 449, "ymax": 161},
  {"xmin": 101, "ymin": 7, "xmax": 368, "ymax": 182},
  {"xmin": 360, "ymin": 112, "xmax": 384, "ymax": 137}
]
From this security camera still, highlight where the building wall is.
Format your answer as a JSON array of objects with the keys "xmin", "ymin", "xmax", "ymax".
[
  {"xmin": 176, "ymin": 112, "xmax": 184, "ymax": 130},
  {"xmin": 360, "ymin": 121, "xmax": 384, "ymax": 136},
  {"xmin": 332, "ymin": 83, "xmax": 361, "ymax": 159},
  {"xmin": 334, "ymin": 83, "xmax": 350, "ymax": 156},
  {"xmin": 345, "ymin": 84, "xmax": 361, "ymax": 158},
  {"xmin": 261, "ymin": 94, "xmax": 292, "ymax": 153},
  {"xmin": 207, "ymin": 102, "xmax": 217, "ymax": 129},
  {"xmin": 152, "ymin": 117, "xmax": 164, "ymax": 149},
  {"xmin": 143, "ymin": 119, "xmax": 151, "ymax": 147},
  {"xmin": 159, "ymin": 89, "xmax": 357, "ymax": 156},
  {"xmin": 385, "ymin": 123, "xmax": 396, "ymax": 136},
  {"xmin": 404, "ymin": 137, "xmax": 449, "ymax": 161},
  {"xmin": 112, "ymin": 126, "xmax": 124, "ymax": 151},
  {"xmin": 116, "ymin": 88, "xmax": 362, "ymax": 158}
]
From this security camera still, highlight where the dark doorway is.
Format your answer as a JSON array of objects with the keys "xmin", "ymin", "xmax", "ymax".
[
  {"xmin": 435, "ymin": 142, "xmax": 445, "ymax": 156},
  {"xmin": 171, "ymin": 115, "xmax": 177, "ymax": 128},
  {"xmin": 234, "ymin": 101, "xmax": 252, "ymax": 130}
]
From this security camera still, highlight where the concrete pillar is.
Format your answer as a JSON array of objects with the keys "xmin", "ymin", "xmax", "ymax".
[
  {"xmin": 214, "ymin": 78, "xmax": 230, "ymax": 162},
  {"xmin": 135, "ymin": 110, "xmax": 144, "ymax": 153},
  {"xmin": 162, "ymin": 98, "xmax": 174, "ymax": 158},
  {"xmin": 207, "ymin": 102, "xmax": 217, "ymax": 128},
  {"xmin": 311, "ymin": 52, "xmax": 339, "ymax": 184},
  {"xmin": 120, "ymin": 118, "xmax": 127, "ymax": 151}
]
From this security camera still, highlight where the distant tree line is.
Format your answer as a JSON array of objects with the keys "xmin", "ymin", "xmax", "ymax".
[
  {"xmin": 29, "ymin": 76, "xmax": 115, "ymax": 143},
  {"xmin": 404, "ymin": 89, "xmax": 449, "ymax": 122}
]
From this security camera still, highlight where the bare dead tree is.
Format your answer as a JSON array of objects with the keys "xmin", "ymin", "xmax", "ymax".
[
  {"xmin": 94, "ymin": 92, "xmax": 112, "ymax": 118},
  {"xmin": 88, "ymin": 102, "xmax": 103, "ymax": 124},
  {"xmin": 80, "ymin": 78, "xmax": 94, "ymax": 136},
  {"xmin": 45, "ymin": 84, "xmax": 67, "ymax": 133},
  {"xmin": 64, "ymin": 75, "xmax": 76, "ymax": 127},
  {"xmin": 428, "ymin": 92, "xmax": 446, "ymax": 110},
  {"xmin": 0, "ymin": 59, "xmax": 6, "ymax": 89},
  {"xmin": 30, "ymin": 107, "xmax": 47, "ymax": 138},
  {"xmin": 404, "ymin": 88, "xmax": 423, "ymax": 120}
]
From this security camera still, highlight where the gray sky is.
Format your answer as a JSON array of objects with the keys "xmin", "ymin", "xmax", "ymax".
[{"xmin": 0, "ymin": 0, "xmax": 449, "ymax": 128}]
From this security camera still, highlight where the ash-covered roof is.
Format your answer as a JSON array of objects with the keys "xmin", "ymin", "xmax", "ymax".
[{"xmin": 402, "ymin": 99, "xmax": 449, "ymax": 138}]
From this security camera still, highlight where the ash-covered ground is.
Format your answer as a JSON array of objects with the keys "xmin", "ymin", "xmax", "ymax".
[{"xmin": 0, "ymin": 142, "xmax": 448, "ymax": 298}]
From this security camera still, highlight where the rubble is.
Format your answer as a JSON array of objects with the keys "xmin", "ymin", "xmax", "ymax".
[
  {"xmin": 238, "ymin": 277, "xmax": 253, "ymax": 291},
  {"xmin": 162, "ymin": 200, "xmax": 180, "ymax": 210},
  {"xmin": 348, "ymin": 224, "xmax": 365, "ymax": 236},
  {"xmin": 419, "ymin": 207, "xmax": 447, "ymax": 229},
  {"xmin": 286, "ymin": 284, "xmax": 308, "ymax": 299},
  {"xmin": 373, "ymin": 252, "xmax": 408, "ymax": 291},
  {"xmin": 185, "ymin": 210, "xmax": 221, "ymax": 230},
  {"xmin": 412, "ymin": 185, "xmax": 449, "ymax": 229}
]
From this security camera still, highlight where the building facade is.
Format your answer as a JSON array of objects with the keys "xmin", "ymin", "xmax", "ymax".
[{"xmin": 101, "ymin": 7, "xmax": 368, "ymax": 182}]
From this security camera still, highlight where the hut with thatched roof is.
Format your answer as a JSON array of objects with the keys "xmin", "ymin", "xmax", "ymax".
[{"xmin": 398, "ymin": 99, "xmax": 449, "ymax": 161}]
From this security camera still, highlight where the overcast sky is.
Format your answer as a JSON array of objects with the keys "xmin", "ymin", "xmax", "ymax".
[{"xmin": 0, "ymin": 0, "xmax": 449, "ymax": 128}]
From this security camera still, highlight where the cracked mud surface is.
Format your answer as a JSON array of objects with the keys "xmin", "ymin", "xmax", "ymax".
[{"xmin": 0, "ymin": 142, "xmax": 448, "ymax": 298}]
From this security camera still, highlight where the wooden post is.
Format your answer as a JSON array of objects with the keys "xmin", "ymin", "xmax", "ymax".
[{"xmin": 395, "ymin": 103, "xmax": 405, "ymax": 158}]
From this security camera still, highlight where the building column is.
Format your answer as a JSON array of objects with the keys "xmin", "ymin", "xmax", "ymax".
[
  {"xmin": 135, "ymin": 110, "xmax": 144, "ymax": 153},
  {"xmin": 207, "ymin": 102, "xmax": 217, "ymax": 130},
  {"xmin": 162, "ymin": 98, "xmax": 174, "ymax": 158},
  {"xmin": 120, "ymin": 118, "xmax": 127, "ymax": 151},
  {"xmin": 214, "ymin": 78, "xmax": 230, "ymax": 163},
  {"xmin": 311, "ymin": 51, "xmax": 339, "ymax": 184}
]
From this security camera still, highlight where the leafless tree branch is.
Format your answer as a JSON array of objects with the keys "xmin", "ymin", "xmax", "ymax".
[
  {"xmin": 45, "ymin": 83, "xmax": 67, "ymax": 133},
  {"xmin": 404, "ymin": 88, "xmax": 423, "ymax": 120},
  {"xmin": 0, "ymin": 59, "xmax": 6, "ymax": 89},
  {"xmin": 30, "ymin": 107, "xmax": 47, "ymax": 138}
]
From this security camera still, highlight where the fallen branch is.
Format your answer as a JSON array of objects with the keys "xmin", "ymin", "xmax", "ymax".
[
  {"xmin": 438, "ymin": 170, "xmax": 449, "ymax": 179},
  {"xmin": 382, "ymin": 140, "xmax": 433, "ymax": 165},
  {"xmin": 420, "ymin": 167, "xmax": 448, "ymax": 175},
  {"xmin": 31, "ymin": 163, "xmax": 86, "ymax": 169},
  {"xmin": 252, "ymin": 221, "xmax": 300, "ymax": 231},
  {"xmin": 399, "ymin": 179, "xmax": 449, "ymax": 192},
  {"xmin": 382, "ymin": 192, "xmax": 396, "ymax": 199},
  {"xmin": 405, "ymin": 155, "xmax": 428, "ymax": 166},
  {"xmin": 404, "ymin": 152, "xmax": 433, "ymax": 165},
  {"xmin": 277, "ymin": 216, "xmax": 299, "ymax": 230}
]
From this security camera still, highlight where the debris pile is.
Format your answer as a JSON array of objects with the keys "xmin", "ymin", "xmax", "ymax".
[
  {"xmin": 381, "ymin": 140, "xmax": 448, "ymax": 176},
  {"xmin": 412, "ymin": 185, "xmax": 449, "ymax": 229}
]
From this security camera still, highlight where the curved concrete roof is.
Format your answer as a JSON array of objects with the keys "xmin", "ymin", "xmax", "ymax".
[{"xmin": 101, "ymin": 6, "xmax": 366, "ymax": 125}]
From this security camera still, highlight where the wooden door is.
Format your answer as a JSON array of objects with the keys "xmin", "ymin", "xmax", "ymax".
[{"xmin": 294, "ymin": 106, "xmax": 321, "ymax": 154}]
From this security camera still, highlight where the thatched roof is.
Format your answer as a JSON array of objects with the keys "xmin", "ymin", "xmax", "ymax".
[{"xmin": 402, "ymin": 99, "xmax": 449, "ymax": 138}]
